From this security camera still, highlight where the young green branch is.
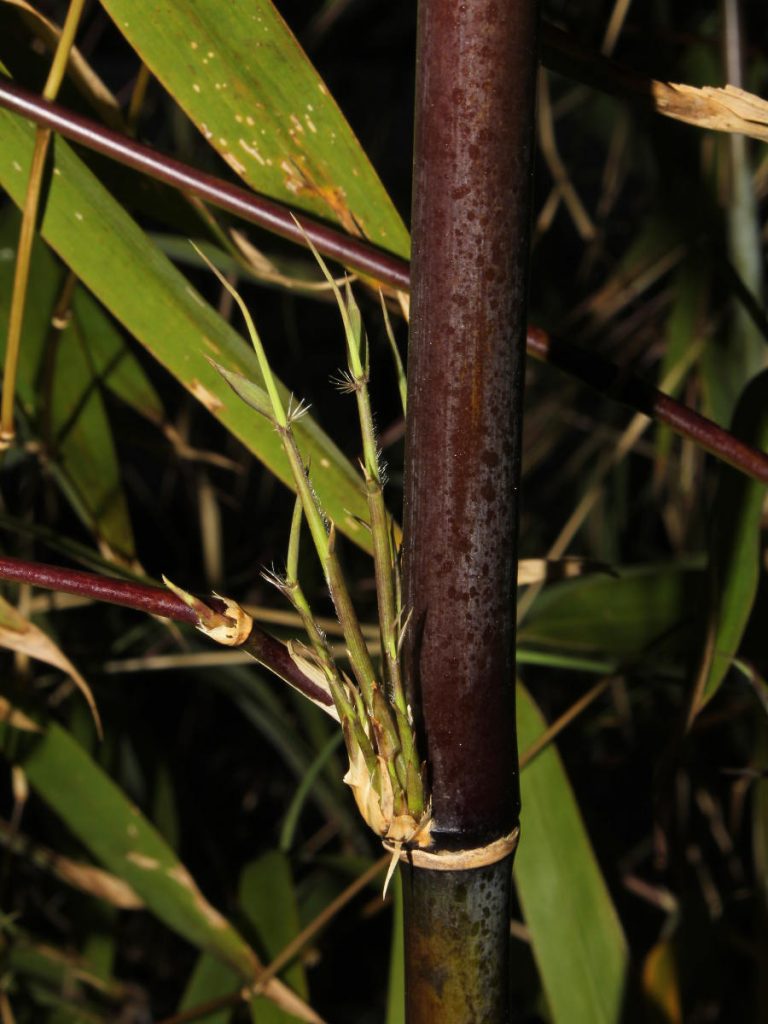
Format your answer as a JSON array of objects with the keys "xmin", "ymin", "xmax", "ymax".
[{"xmin": 202, "ymin": 251, "xmax": 430, "ymax": 848}]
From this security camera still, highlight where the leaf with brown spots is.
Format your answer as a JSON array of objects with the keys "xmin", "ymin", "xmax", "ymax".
[
  {"xmin": 99, "ymin": 0, "xmax": 410, "ymax": 260},
  {"xmin": 0, "ymin": 107, "xmax": 374, "ymax": 551}
]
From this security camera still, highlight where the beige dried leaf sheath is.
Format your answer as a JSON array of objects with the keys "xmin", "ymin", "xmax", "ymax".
[
  {"xmin": 653, "ymin": 82, "xmax": 768, "ymax": 143},
  {"xmin": 0, "ymin": 596, "xmax": 101, "ymax": 736}
]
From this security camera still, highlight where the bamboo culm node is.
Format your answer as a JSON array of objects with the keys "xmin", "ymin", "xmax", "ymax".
[{"xmin": 384, "ymin": 826, "xmax": 520, "ymax": 871}]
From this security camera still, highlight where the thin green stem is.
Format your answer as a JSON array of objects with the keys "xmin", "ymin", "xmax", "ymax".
[
  {"xmin": 200, "ymin": 250, "xmax": 382, "ymax": 734},
  {"xmin": 379, "ymin": 290, "xmax": 407, "ymax": 417},
  {"xmin": 0, "ymin": 0, "xmax": 87, "ymax": 450},
  {"xmin": 0, "ymin": 131, "xmax": 50, "ymax": 449},
  {"xmin": 279, "ymin": 731, "xmax": 344, "ymax": 852},
  {"xmin": 325, "ymin": 524, "xmax": 378, "ymax": 710},
  {"xmin": 306, "ymin": 250, "xmax": 407, "ymax": 717},
  {"xmin": 276, "ymin": 510, "xmax": 376, "ymax": 769},
  {"xmin": 41, "ymin": 0, "xmax": 87, "ymax": 103},
  {"xmin": 286, "ymin": 495, "xmax": 303, "ymax": 584}
]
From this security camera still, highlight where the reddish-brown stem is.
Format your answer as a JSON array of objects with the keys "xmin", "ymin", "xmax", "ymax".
[
  {"xmin": 0, "ymin": 555, "xmax": 333, "ymax": 709},
  {"xmin": 0, "ymin": 79, "xmax": 410, "ymax": 290},
  {"xmin": 0, "ymin": 81, "xmax": 766, "ymax": 484},
  {"xmin": 0, "ymin": 555, "xmax": 196, "ymax": 621},
  {"xmin": 525, "ymin": 327, "xmax": 768, "ymax": 483}
]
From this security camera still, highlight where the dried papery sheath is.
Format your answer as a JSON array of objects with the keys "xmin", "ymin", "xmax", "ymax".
[
  {"xmin": 383, "ymin": 827, "xmax": 519, "ymax": 870},
  {"xmin": 0, "ymin": 697, "xmax": 42, "ymax": 733},
  {"xmin": 344, "ymin": 737, "xmax": 432, "ymax": 847},
  {"xmin": 284, "ymin": 640, "xmax": 340, "ymax": 721},
  {"xmin": 162, "ymin": 577, "xmax": 252, "ymax": 646},
  {"xmin": 206, "ymin": 593, "xmax": 254, "ymax": 646}
]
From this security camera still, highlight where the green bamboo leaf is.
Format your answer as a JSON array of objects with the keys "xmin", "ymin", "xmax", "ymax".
[
  {"xmin": 0, "ymin": 0, "xmax": 124, "ymax": 129},
  {"xmin": 100, "ymin": 0, "xmax": 410, "ymax": 258},
  {"xmin": 0, "ymin": 932, "xmax": 125, "ymax": 1020},
  {"xmin": 1, "ymin": 932, "xmax": 124, "ymax": 1000},
  {"xmin": 47, "ymin": 315, "xmax": 136, "ymax": 562},
  {"xmin": 80, "ymin": 911, "xmax": 119, "ymax": 986},
  {"xmin": 178, "ymin": 952, "xmax": 239, "ymax": 1023},
  {"xmin": 519, "ymin": 562, "xmax": 701, "ymax": 662},
  {"xmin": 239, "ymin": 851, "xmax": 307, "ymax": 1023},
  {"xmin": 0, "ymin": 208, "xmax": 137, "ymax": 560},
  {"xmin": 692, "ymin": 369, "xmax": 768, "ymax": 711},
  {"xmin": 0, "ymin": 207, "xmax": 53, "ymax": 410},
  {"xmin": 0, "ymin": 710, "xmax": 259, "ymax": 979},
  {"xmin": 152, "ymin": 760, "xmax": 181, "ymax": 850},
  {"xmin": 71, "ymin": 287, "xmax": 165, "ymax": 424},
  {"xmin": 0, "ymin": 105, "xmax": 372, "ymax": 549},
  {"xmin": 516, "ymin": 648, "xmax": 618, "ymax": 674},
  {"xmin": 0, "ymin": 708, "xmax": 321, "ymax": 1021},
  {"xmin": 516, "ymin": 683, "xmax": 629, "ymax": 1023}
]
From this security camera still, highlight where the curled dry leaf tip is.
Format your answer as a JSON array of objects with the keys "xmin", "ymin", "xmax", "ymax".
[{"xmin": 161, "ymin": 577, "xmax": 253, "ymax": 646}]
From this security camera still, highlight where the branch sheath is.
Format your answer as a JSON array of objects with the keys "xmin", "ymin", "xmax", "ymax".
[{"xmin": 0, "ymin": 81, "xmax": 765, "ymax": 484}]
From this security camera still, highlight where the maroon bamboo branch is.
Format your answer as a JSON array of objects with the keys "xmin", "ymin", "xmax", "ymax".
[
  {"xmin": 0, "ymin": 555, "xmax": 333, "ymax": 709},
  {"xmin": 526, "ymin": 328, "xmax": 768, "ymax": 483},
  {"xmin": 540, "ymin": 22, "xmax": 664, "ymax": 105},
  {"xmin": 0, "ymin": 79, "xmax": 410, "ymax": 290},
  {"xmin": 0, "ymin": 80, "xmax": 767, "ymax": 485},
  {"xmin": 0, "ymin": 555, "xmax": 196, "ymax": 621}
]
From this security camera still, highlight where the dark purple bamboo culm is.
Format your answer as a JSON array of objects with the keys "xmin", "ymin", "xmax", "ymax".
[
  {"xmin": 0, "ymin": 81, "xmax": 767, "ymax": 485},
  {"xmin": 401, "ymin": 1, "xmax": 537, "ymax": 1020}
]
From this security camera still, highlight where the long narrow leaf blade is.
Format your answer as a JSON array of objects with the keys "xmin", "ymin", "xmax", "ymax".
[
  {"xmin": 519, "ymin": 563, "xmax": 701, "ymax": 662},
  {"xmin": 0, "ymin": 711, "xmax": 258, "ymax": 977},
  {"xmin": 0, "ymin": 209, "xmax": 137, "ymax": 559},
  {"xmin": 239, "ymin": 851, "xmax": 307, "ymax": 1023},
  {"xmin": 516, "ymin": 683, "xmax": 629, "ymax": 1023},
  {"xmin": 100, "ymin": 0, "xmax": 410, "ymax": 257},
  {"xmin": 177, "ymin": 953, "xmax": 239, "ymax": 1024},
  {"xmin": 0, "ymin": 108, "xmax": 372, "ymax": 548},
  {"xmin": 0, "ymin": 707, "xmax": 321, "ymax": 1022},
  {"xmin": 693, "ymin": 369, "xmax": 768, "ymax": 711}
]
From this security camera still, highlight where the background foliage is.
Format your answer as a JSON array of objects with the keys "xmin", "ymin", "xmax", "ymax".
[{"xmin": 0, "ymin": 0, "xmax": 767, "ymax": 1021}]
